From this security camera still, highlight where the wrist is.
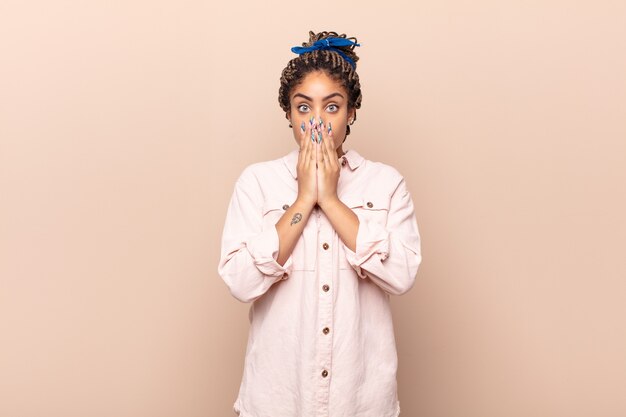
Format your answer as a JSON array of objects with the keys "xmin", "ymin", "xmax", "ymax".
[
  {"xmin": 295, "ymin": 195, "xmax": 316, "ymax": 210},
  {"xmin": 318, "ymin": 195, "xmax": 340, "ymax": 211}
]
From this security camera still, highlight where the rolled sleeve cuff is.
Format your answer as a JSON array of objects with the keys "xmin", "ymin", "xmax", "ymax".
[
  {"xmin": 245, "ymin": 225, "xmax": 294, "ymax": 279},
  {"xmin": 343, "ymin": 219, "xmax": 390, "ymax": 278}
]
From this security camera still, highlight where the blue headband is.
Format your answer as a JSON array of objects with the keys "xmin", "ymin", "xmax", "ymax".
[{"xmin": 291, "ymin": 37, "xmax": 361, "ymax": 69}]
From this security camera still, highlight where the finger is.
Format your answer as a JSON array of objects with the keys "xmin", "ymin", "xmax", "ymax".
[
  {"xmin": 299, "ymin": 119, "xmax": 311, "ymax": 169},
  {"xmin": 309, "ymin": 124, "xmax": 317, "ymax": 147},
  {"xmin": 327, "ymin": 121, "xmax": 339, "ymax": 168},
  {"xmin": 317, "ymin": 119, "xmax": 328, "ymax": 169},
  {"xmin": 300, "ymin": 118, "xmax": 308, "ymax": 162},
  {"xmin": 313, "ymin": 119, "xmax": 324, "ymax": 161},
  {"xmin": 310, "ymin": 125, "xmax": 318, "ymax": 165},
  {"xmin": 308, "ymin": 115, "xmax": 317, "ymax": 145},
  {"xmin": 314, "ymin": 126, "xmax": 323, "ymax": 167},
  {"xmin": 320, "ymin": 134, "xmax": 331, "ymax": 169},
  {"xmin": 320, "ymin": 120, "xmax": 335, "ymax": 168},
  {"xmin": 303, "ymin": 120, "xmax": 313, "ymax": 169},
  {"xmin": 299, "ymin": 121, "xmax": 306, "ymax": 150},
  {"xmin": 316, "ymin": 119, "xmax": 326, "ymax": 162},
  {"xmin": 299, "ymin": 120, "xmax": 307, "ymax": 149}
]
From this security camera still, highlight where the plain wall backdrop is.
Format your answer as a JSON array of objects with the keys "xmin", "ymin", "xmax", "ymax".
[{"xmin": 1, "ymin": 1, "xmax": 625, "ymax": 416}]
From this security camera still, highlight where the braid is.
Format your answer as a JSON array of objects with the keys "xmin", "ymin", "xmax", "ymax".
[{"xmin": 278, "ymin": 30, "xmax": 362, "ymax": 137}]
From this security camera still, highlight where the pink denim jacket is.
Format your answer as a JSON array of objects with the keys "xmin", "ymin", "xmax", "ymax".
[{"xmin": 218, "ymin": 148, "xmax": 422, "ymax": 417}]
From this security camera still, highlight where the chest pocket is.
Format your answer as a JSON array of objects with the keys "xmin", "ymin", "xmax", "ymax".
[
  {"xmin": 261, "ymin": 198, "xmax": 316, "ymax": 271},
  {"xmin": 338, "ymin": 194, "xmax": 391, "ymax": 269}
]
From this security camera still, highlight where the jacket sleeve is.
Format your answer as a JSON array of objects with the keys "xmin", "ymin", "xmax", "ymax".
[
  {"xmin": 217, "ymin": 168, "xmax": 293, "ymax": 303},
  {"xmin": 342, "ymin": 177, "xmax": 422, "ymax": 296}
]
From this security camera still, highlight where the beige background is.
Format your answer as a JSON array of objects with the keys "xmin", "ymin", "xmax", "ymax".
[{"xmin": 1, "ymin": 1, "xmax": 625, "ymax": 416}]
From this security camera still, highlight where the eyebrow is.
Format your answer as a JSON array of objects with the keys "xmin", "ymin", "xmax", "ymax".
[{"xmin": 292, "ymin": 92, "xmax": 344, "ymax": 101}]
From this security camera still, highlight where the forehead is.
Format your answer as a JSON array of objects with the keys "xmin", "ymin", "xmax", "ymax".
[{"xmin": 291, "ymin": 71, "xmax": 346, "ymax": 98}]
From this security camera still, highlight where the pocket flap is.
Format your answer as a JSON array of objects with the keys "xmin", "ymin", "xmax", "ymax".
[
  {"xmin": 341, "ymin": 194, "xmax": 390, "ymax": 211},
  {"xmin": 262, "ymin": 199, "xmax": 291, "ymax": 215}
]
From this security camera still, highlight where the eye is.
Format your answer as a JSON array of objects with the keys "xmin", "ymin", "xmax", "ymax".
[
  {"xmin": 297, "ymin": 104, "xmax": 310, "ymax": 112},
  {"xmin": 327, "ymin": 104, "xmax": 339, "ymax": 112}
]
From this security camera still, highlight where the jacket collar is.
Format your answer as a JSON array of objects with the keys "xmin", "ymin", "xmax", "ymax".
[{"xmin": 283, "ymin": 148, "xmax": 365, "ymax": 179}]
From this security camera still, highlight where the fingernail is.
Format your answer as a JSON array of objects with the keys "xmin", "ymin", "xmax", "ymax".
[
  {"xmin": 309, "ymin": 115, "xmax": 315, "ymax": 126},
  {"xmin": 318, "ymin": 131, "xmax": 323, "ymax": 143},
  {"xmin": 328, "ymin": 122, "xmax": 332, "ymax": 134},
  {"xmin": 311, "ymin": 129, "xmax": 316, "ymax": 142},
  {"xmin": 318, "ymin": 117, "xmax": 323, "ymax": 126},
  {"xmin": 301, "ymin": 121, "xmax": 305, "ymax": 132}
]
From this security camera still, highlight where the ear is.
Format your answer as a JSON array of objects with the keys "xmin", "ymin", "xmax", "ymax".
[
  {"xmin": 348, "ymin": 108, "xmax": 356, "ymax": 121},
  {"xmin": 285, "ymin": 110, "xmax": 291, "ymax": 122}
]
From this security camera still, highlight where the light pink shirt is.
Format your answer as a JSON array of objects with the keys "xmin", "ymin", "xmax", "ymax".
[{"xmin": 217, "ymin": 148, "xmax": 422, "ymax": 417}]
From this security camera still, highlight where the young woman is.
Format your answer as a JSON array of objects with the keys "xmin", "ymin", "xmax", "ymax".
[{"xmin": 218, "ymin": 30, "xmax": 422, "ymax": 417}]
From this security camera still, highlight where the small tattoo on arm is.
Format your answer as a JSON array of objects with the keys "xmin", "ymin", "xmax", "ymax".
[{"xmin": 290, "ymin": 213, "xmax": 302, "ymax": 225}]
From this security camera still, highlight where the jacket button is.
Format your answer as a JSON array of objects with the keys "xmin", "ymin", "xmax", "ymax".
[
  {"xmin": 322, "ymin": 327, "xmax": 330, "ymax": 334},
  {"xmin": 321, "ymin": 369, "xmax": 328, "ymax": 377},
  {"xmin": 341, "ymin": 157, "xmax": 347, "ymax": 166},
  {"xmin": 366, "ymin": 201, "xmax": 373, "ymax": 208},
  {"xmin": 282, "ymin": 204, "xmax": 289, "ymax": 210},
  {"xmin": 322, "ymin": 284, "xmax": 329, "ymax": 292},
  {"xmin": 322, "ymin": 242, "xmax": 329, "ymax": 250}
]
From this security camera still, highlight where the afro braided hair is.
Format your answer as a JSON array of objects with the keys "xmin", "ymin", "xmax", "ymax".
[{"xmin": 278, "ymin": 30, "xmax": 362, "ymax": 140}]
